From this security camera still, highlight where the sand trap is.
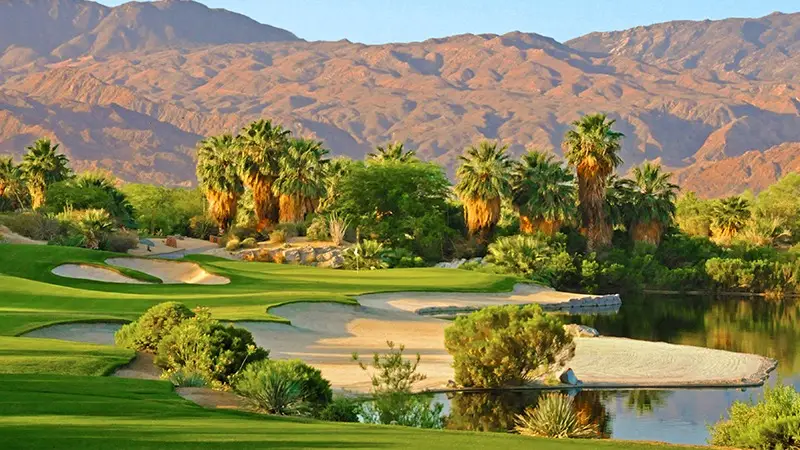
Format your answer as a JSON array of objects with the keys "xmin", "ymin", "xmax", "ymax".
[
  {"xmin": 127, "ymin": 237, "xmax": 217, "ymax": 257},
  {"xmin": 51, "ymin": 264, "xmax": 150, "ymax": 284},
  {"xmin": 105, "ymin": 258, "xmax": 229, "ymax": 285},
  {"xmin": 0, "ymin": 226, "xmax": 46, "ymax": 245},
  {"xmin": 23, "ymin": 322, "xmax": 121, "ymax": 345}
]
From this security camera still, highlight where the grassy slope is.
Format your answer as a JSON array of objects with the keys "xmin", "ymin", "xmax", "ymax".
[
  {"xmin": 0, "ymin": 336, "xmax": 134, "ymax": 376},
  {"xmin": 0, "ymin": 374, "xmax": 697, "ymax": 450},
  {"xmin": 0, "ymin": 245, "xmax": 518, "ymax": 335}
]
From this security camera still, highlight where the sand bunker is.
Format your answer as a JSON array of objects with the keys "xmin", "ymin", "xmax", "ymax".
[
  {"xmin": 105, "ymin": 258, "xmax": 229, "ymax": 285},
  {"xmin": 23, "ymin": 322, "xmax": 121, "ymax": 345},
  {"xmin": 127, "ymin": 237, "xmax": 217, "ymax": 257},
  {"xmin": 52, "ymin": 264, "xmax": 150, "ymax": 284}
]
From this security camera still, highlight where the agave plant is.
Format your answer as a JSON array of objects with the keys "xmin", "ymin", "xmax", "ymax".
[{"xmin": 515, "ymin": 393, "xmax": 600, "ymax": 439}]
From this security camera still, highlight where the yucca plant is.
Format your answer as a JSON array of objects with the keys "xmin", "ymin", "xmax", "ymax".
[
  {"xmin": 234, "ymin": 367, "xmax": 308, "ymax": 415},
  {"xmin": 515, "ymin": 393, "xmax": 600, "ymax": 439},
  {"xmin": 486, "ymin": 234, "xmax": 559, "ymax": 277},
  {"xmin": 328, "ymin": 212, "xmax": 350, "ymax": 246}
]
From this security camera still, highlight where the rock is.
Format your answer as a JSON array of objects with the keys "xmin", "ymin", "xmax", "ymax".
[
  {"xmin": 559, "ymin": 368, "xmax": 579, "ymax": 385},
  {"xmin": 563, "ymin": 324, "xmax": 600, "ymax": 338},
  {"xmin": 447, "ymin": 380, "xmax": 457, "ymax": 389},
  {"xmin": 283, "ymin": 249, "xmax": 301, "ymax": 262},
  {"xmin": 165, "ymin": 236, "xmax": 178, "ymax": 248}
]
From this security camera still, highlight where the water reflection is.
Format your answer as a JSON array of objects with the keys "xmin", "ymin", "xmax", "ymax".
[{"xmin": 442, "ymin": 294, "xmax": 800, "ymax": 445}]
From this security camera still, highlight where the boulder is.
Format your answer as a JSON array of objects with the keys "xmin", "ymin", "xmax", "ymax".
[
  {"xmin": 563, "ymin": 324, "xmax": 600, "ymax": 338},
  {"xmin": 165, "ymin": 236, "xmax": 178, "ymax": 248},
  {"xmin": 558, "ymin": 368, "xmax": 579, "ymax": 385},
  {"xmin": 283, "ymin": 249, "xmax": 301, "ymax": 262}
]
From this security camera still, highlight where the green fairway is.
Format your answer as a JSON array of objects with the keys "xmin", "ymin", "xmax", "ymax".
[
  {"xmin": 0, "ymin": 244, "xmax": 518, "ymax": 335},
  {"xmin": 0, "ymin": 374, "xmax": 698, "ymax": 450}
]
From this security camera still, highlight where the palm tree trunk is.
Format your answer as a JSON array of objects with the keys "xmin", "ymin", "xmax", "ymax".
[
  {"xmin": 578, "ymin": 172, "xmax": 612, "ymax": 251},
  {"xmin": 632, "ymin": 221, "xmax": 662, "ymax": 246},
  {"xmin": 465, "ymin": 196, "xmax": 501, "ymax": 242},
  {"xmin": 246, "ymin": 175, "xmax": 278, "ymax": 231},
  {"xmin": 0, "ymin": 182, "xmax": 6, "ymax": 198},
  {"xmin": 279, "ymin": 194, "xmax": 304, "ymax": 223},
  {"xmin": 207, "ymin": 190, "xmax": 238, "ymax": 235},
  {"xmin": 29, "ymin": 185, "xmax": 45, "ymax": 210}
]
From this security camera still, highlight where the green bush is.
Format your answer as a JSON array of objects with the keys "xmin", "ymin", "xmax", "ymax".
[
  {"xmin": 306, "ymin": 216, "xmax": 330, "ymax": 241},
  {"xmin": 240, "ymin": 237, "xmax": 258, "ymax": 249},
  {"xmin": 101, "ymin": 230, "xmax": 139, "ymax": 253},
  {"xmin": 485, "ymin": 234, "xmax": 576, "ymax": 288},
  {"xmin": 122, "ymin": 184, "xmax": 203, "ymax": 236},
  {"xmin": 514, "ymin": 393, "xmax": 599, "ymax": 438},
  {"xmin": 155, "ymin": 309, "xmax": 269, "ymax": 385},
  {"xmin": 44, "ymin": 174, "xmax": 134, "ymax": 227},
  {"xmin": 167, "ymin": 369, "xmax": 208, "ymax": 388},
  {"xmin": 275, "ymin": 222, "xmax": 301, "ymax": 238},
  {"xmin": 114, "ymin": 302, "xmax": 195, "ymax": 353},
  {"xmin": 234, "ymin": 359, "xmax": 332, "ymax": 416},
  {"xmin": 444, "ymin": 304, "xmax": 574, "ymax": 388},
  {"xmin": 0, "ymin": 211, "xmax": 63, "ymax": 241},
  {"xmin": 361, "ymin": 392, "xmax": 445, "ymax": 429},
  {"xmin": 318, "ymin": 397, "xmax": 362, "ymax": 422},
  {"xmin": 710, "ymin": 384, "xmax": 800, "ymax": 449},
  {"xmin": 270, "ymin": 229, "xmax": 287, "ymax": 244},
  {"xmin": 382, "ymin": 247, "xmax": 425, "ymax": 268},
  {"xmin": 342, "ymin": 239, "xmax": 388, "ymax": 270}
]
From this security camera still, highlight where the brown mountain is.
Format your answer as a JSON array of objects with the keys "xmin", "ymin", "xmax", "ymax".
[{"xmin": 0, "ymin": 0, "xmax": 798, "ymax": 196}]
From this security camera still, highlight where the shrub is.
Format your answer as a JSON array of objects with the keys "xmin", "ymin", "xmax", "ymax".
[
  {"xmin": 156, "ymin": 309, "xmax": 269, "ymax": 385},
  {"xmin": 225, "ymin": 238, "xmax": 241, "ymax": 251},
  {"xmin": 122, "ymin": 184, "xmax": 204, "ymax": 236},
  {"xmin": 234, "ymin": 359, "xmax": 332, "ymax": 416},
  {"xmin": 361, "ymin": 393, "xmax": 445, "ymax": 429},
  {"xmin": 353, "ymin": 341, "xmax": 426, "ymax": 394},
  {"xmin": 0, "ymin": 211, "xmax": 62, "ymax": 241},
  {"xmin": 275, "ymin": 222, "xmax": 301, "ymax": 238},
  {"xmin": 486, "ymin": 233, "xmax": 557, "ymax": 276},
  {"xmin": 76, "ymin": 208, "xmax": 115, "ymax": 249},
  {"xmin": 382, "ymin": 248, "xmax": 425, "ymax": 268},
  {"xmin": 114, "ymin": 302, "xmax": 195, "ymax": 353},
  {"xmin": 444, "ymin": 304, "xmax": 574, "ymax": 388},
  {"xmin": 101, "ymin": 230, "xmax": 139, "ymax": 253},
  {"xmin": 342, "ymin": 239, "xmax": 389, "ymax": 270},
  {"xmin": 319, "ymin": 397, "xmax": 362, "ymax": 422},
  {"xmin": 709, "ymin": 384, "xmax": 800, "ymax": 449},
  {"xmin": 328, "ymin": 212, "xmax": 350, "ymax": 246},
  {"xmin": 167, "ymin": 369, "xmax": 208, "ymax": 388},
  {"xmin": 240, "ymin": 237, "xmax": 258, "ymax": 249},
  {"xmin": 514, "ymin": 393, "xmax": 600, "ymax": 438},
  {"xmin": 189, "ymin": 215, "xmax": 218, "ymax": 239},
  {"xmin": 270, "ymin": 229, "xmax": 287, "ymax": 244},
  {"xmin": 306, "ymin": 216, "xmax": 330, "ymax": 241}
]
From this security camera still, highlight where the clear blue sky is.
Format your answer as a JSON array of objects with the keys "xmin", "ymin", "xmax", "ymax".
[{"xmin": 99, "ymin": 0, "xmax": 798, "ymax": 44}]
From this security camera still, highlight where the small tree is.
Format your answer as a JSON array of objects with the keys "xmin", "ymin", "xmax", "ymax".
[{"xmin": 445, "ymin": 304, "xmax": 574, "ymax": 388}]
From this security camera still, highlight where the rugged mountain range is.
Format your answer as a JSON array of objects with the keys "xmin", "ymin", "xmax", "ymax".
[{"xmin": 0, "ymin": 0, "xmax": 797, "ymax": 195}]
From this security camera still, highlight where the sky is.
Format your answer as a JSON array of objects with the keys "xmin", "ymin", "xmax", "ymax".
[{"xmin": 98, "ymin": 0, "xmax": 799, "ymax": 44}]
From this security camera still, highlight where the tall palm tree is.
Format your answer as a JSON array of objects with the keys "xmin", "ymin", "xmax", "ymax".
[
  {"xmin": 197, "ymin": 134, "xmax": 242, "ymax": 234},
  {"xmin": 711, "ymin": 196, "xmax": 751, "ymax": 242},
  {"xmin": 236, "ymin": 120, "xmax": 291, "ymax": 229},
  {"xmin": 273, "ymin": 137, "xmax": 329, "ymax": 223},
  {"xmin": 20, "ymin": 138, "xmax": 71, "ymax": 209},
  {"xmin": 563, "ymin": 114, "xmax": 624, "ymax": 250},
  {"xmin": 455, "ymin": 141, "xmax": 512, "ymax": 240},
  {"xmin": 367, "ymin": 142, "xmax": 417, "ymax": 163},
  {"xmin": 510, "ymin": 150, "xmax": 576, "ymax": 236},
  {"xmin": 627, "ymin": 162, "xmax": 679, "ymax": 245},
  {"xmin": 0, "ymin": 156, "xmax": 17, "ymax": 198}
]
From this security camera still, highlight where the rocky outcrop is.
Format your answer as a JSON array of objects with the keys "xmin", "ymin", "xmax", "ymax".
[
  {"xmin": 563, "ymin": 324, "xmax": 600, "ymax": 338},
  {"xmin": 434, "ymin": 258, "xmax": 484, "ymax": 269},
  {"xmin": 240, "ymin": 245, "xmax": 345, "ymax": 268}
]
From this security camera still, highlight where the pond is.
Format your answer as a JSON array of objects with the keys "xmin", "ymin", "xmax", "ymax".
[{"xmin": 439, "ymin": 294, "xmax": 800, "ymax": 445}]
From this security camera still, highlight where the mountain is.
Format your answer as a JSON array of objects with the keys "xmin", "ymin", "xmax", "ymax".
[{"xmin": 0, "ymin": 0, "xmax": 798, "ymax": 196}]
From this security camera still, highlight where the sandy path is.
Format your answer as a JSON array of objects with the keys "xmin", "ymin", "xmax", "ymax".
[
  {"xmin": 51, "ymin": 264, "xmax": 151, "ymax": 284},
  {"xmin": 106, "ymin": 258, "xmax": 229, "ymax": 285}
]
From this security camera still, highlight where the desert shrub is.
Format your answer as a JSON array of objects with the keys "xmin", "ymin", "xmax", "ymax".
[
  {"xmin": 240, "ymin": 237, "xmax": 258, "ymax": 249},
  {"xmin": 306, "ymin": 216, "xmax": 329, "ymax": 241},
  {"xmin": 0, "ymin": 211, "xmax": 63, "ymax": 241},
  {"xmin": 709, "ymin": 384, "xmax": 800, "ymax": 449},
  {"xmin": 319, "ymin": 397, "xmax": 362, "ymax": 422},
  {"xmin": 225, "ymin": 238, "xmax": 241, "ymax": 251},
  {"xmin": 167, "ymin": 369, "xmax": 208, "ymax": 388},
  {"xmin": 444, "ymin": 304, "xmax": 574, "ymax": 388},
  {"xmin": 189, "ymin": 215, "xmax": 217, "ymax": 239},
  {"xmin": 234, "ymin": 359, "xmax": 332, "ymax": 416},
  {"xmin": 156, "ymin": 309, "xmax": 269, "ymax": 385},
  {"xmin": 514, "ymin": 393, "xmax": 600, "ymax": 439},
  {"xmin": 115, "ymin": 302, "xmax": 195, "ymax": 353},
  {"xmin": 101, "ymin": 230, "xmax": 139, "ymax": 253},
  {"xmin": 275, "ymin": 222, "xmax": 301, "ymax": 238},
  {"xmin": 382, "ymin": 247, "xmax": 425, "ymax": 268},
  {"xmin": 270, "ymin": 229, "xmax": 287, "ymax": 244},
  {"xmin": 342, "ymin": 239, "xmax": 389, "ymax": 270}
]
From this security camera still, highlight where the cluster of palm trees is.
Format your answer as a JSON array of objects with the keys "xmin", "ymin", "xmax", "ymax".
[
  {"xmin": 455, "ymin": 113, "xmax": 678, "ymax": 249},
  {"xmin": 0, "ymin": 138, "xmax": 72, "ymax": 210},
  {"xmin": 196, "ymin": 120, "xmax": 330, "ymax": 234}
]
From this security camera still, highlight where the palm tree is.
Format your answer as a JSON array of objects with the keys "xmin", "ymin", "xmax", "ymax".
[
  {"xmin": 236, "ymin": 120, "xmax": 291, "ymax": 229},
  {"xmin": 627, "ymin": 162, "xmax": 679, "ymax": 245},
  {"xmin": 197, "ymin": 134, "xmax": 242, "ymax": 234},
  {"xmin": 0, "ymin": 156, "xmax": 17, "ymax": 198},
  {"xmin": 20, "ymin": 138, "xmax": 71, "ymax": 209},
  {"xmin": 510, "ymin": 150, "xmax": 576, "ymax": 236},
  {"xmin": 455, "ymin": 141, "xmax": 512, "ymax": 240},
  {"xmin": 711, "ymin": 196, "xmax": 751, "ymax": 242},
  {"xmin": 367, "ymin": 142, "xmax": 417, "ymax": 163},
  {"xmin": 73, "ymin": 171, "xmax": 135, "ymax": 227},
  {"xmin": 273, "ymin": 137, "xmax": 329, "ymax": 223},
  {"xmin": 319, "ymin": 156, "xmax": 353, "ymax": 211},
  {"xmin": 563, "ymin": 114, "xmax": 624, "ymax": 250}
]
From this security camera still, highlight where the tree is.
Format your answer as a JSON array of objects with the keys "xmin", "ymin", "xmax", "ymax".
[
  {"xmin": 510, "ymin": 150, "xmax": 576, "ymax": 236},
  {"xmin": 0, "ymin": 156, "xmax": 25, "ymax": 210},
  {"xmin": 319, "ymin": 156, "xmax": 353, "ymax": 211},
  {"xmin": 627, "ymin": 162, "xmax": 678, "ymax": 245},
  {"xmin": 0, "ymin": 156, "xmax": 16, "ymax": 198},
  {"xmin": 367, "ymin": 142, "xmax": 417, "ymax": 163},
  {"xmin": 273, "ymin": 137, "xmax": 329, "ymax": 223},
  {"xmin": 711, "ymin": 196, "xmax": 751, "ymax": 242},
  {"xmin": 20, "ymin": 138, "xmax": 71, "ymax": 209},
  {"xmin": 236, "ymin": 120, "xmax": 290, "ymax": 229},
  {"xmin": 563, "ymin": 114, "xmax": 624, "ymax": 250},
  {"xmin": 455, "ymin": 141, "xmax": 512, "ymax": 241},
  {"xmin": 196, "ymin": 134, "xmax": 242, "ymax": 234}
]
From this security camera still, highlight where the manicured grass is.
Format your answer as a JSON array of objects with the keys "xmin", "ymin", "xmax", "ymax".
[
  {"xmin": 0, "ymin": 337, "xmax": 134, "ymax": 376},
  {"xmin": 0, "ymin": 374, "xmax": 698, "ymax": 450},
  {"xmin": 0, "ymin": 244, "xmax": 519, "ymax": 335}
]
